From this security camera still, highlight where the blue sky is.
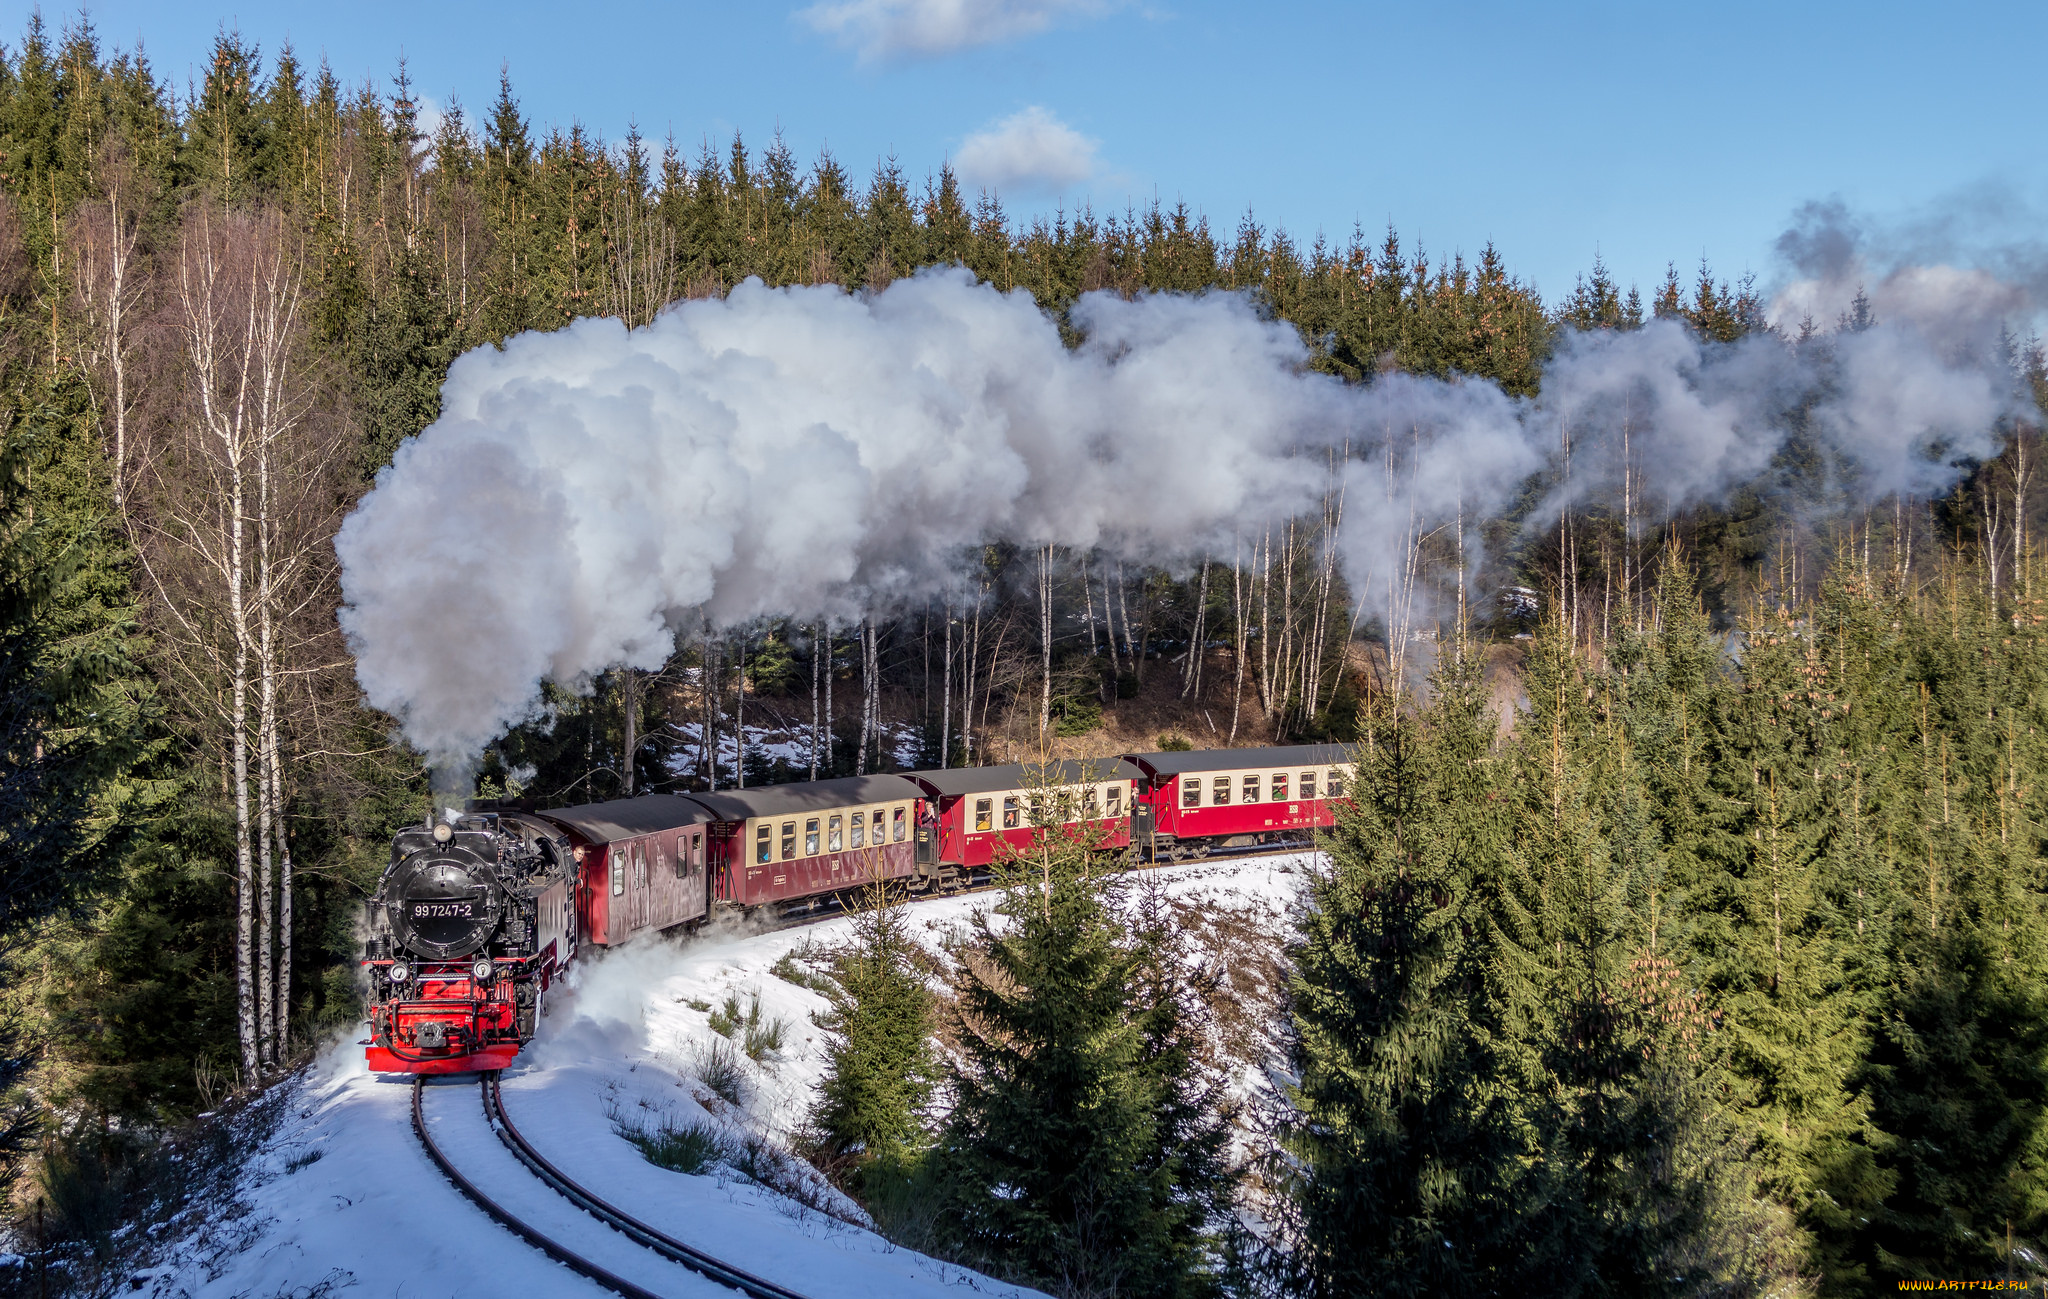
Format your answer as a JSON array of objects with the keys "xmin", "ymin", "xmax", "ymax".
[{"xmin": 35, "ymin": 0, "xmax": 2048, "ymax": 306}]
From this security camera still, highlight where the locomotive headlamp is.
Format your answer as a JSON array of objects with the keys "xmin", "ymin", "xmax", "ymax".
[
  {"xmin": 471, "ymin": 958, "xmax": 495, "ymax": 983},
  {"xmin": 432, "ymin": 822, "xmax": 454, "ymax": 844},
  {"xmin": 388, "ymin": 962, "xmax": 410, "ymax": 984}
]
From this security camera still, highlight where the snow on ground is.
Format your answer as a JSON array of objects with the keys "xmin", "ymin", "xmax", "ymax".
[{"xmin": 137, "ymin": 854, "xmax": 1313, "ymax": 1299}]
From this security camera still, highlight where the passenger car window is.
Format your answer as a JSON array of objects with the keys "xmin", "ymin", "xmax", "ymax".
[
  {"xmin": 1002, "ymin": 796, "xmax": 1020, "ymax": 829},
  {"xmin": 828, "ymin": 815, "xmax": 844, "ymax": 852},
  {"xmin": 1300, "ymin": 772, "xmax": 1317, "ymax": 799},
  {"xmin": 1327, "ymin": 768, "xmax": 1343, "ymax": 792},
  {"xmin": 756, "ymin": 824, "xmax": 772, "ymax": 864},
  {"xmin": 1182, "ymin": 779, "xmax": 1201, "ymax": 808},
  {"xmin": 1213, "ymin": 776, "xmax": 1231, "ymax": 806},
  {"xmin": 851, "ymin": 814, "xmax": 866, "ymax": 849},
  {"xmin": 805, "ymin": 818, "xmax": 820, "ymax": 855},
  {"xmin": 1106, "ymin": 785, "xmax": 1122, "ymax": 815},
  {"xmin": 893, "ymin": 806, "xmax": 907, "ymax": 841},
  {"xmin": 781, "ymin": 822, "xmax": 795, "ymax": 861},
  {"xmin": 873, "ymin": 809, "xmax": 886, "ymax": 842},
  {"xmin": 1273, "ymin": 773, "xmax": 1289, "ymax": 801},
  {"xmin": 1083, "ymin": 786, "xmax": 1099, "ymax": 818},
  {"xmin": 612, "ymin": 846, "xmax": 624, "ymax": 895},
  {"xmin": 1243, "ymin": 774, "xmax": 1261, "ymax": 802},
  {"xmin": 975, "ymin": 798, "xmax": 992, "ymax": 832}
]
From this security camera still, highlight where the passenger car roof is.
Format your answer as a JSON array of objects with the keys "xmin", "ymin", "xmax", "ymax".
[
  {"xmin": 904, "ymin": 759, "xmax": 1142, "ymax": 799},
  {"xmin": 534, "ymin": 794, "xmax": 716, "ymax": 843},
  {"xmin": 1121, "ymin": 744, "xmax": 1356, "ymax": 778},
  {"xmin": 681, "ymin": 774, "xmax": 925, "ymax": 821}
]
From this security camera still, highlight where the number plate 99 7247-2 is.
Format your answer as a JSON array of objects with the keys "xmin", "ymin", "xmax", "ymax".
[{"xmin": 408, "ymin": 901, "xmax": 474, "ymax": 919}]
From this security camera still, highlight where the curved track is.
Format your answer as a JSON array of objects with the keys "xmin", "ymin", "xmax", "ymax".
[
  {"xmin": 407, "ymin": 845, "xmax": 1315, "ymax": 1296},
  {"xmin": 412, "ymin": 1076, "xmax": 811, "ymax": 1299}
]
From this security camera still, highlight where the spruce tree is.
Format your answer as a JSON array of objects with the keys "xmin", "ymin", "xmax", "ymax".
[
  {"xmin": 0, "ymin": 371, "xmax": 156, "ymax": 1179},
  {"xmin": 1492, "ymin": 622, "xmax": 1782, "ymax": 1296},
  {"xmin": 811, "ymin": 890, "xmax": 936, "ymax": 1180},
  {"xmin": 1283, "ymin": 650, "xmax": 1523, "ymax": 1297},
  {"xmin": 935, "ymin": 818, "xmax": 1229, "ymax": 1298},
  {"xmin": 1840, "ymin": 579, "xmax": 2048, "ymax": 1285}
]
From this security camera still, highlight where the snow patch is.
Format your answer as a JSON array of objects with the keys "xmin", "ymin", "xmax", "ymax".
[{"xmin": 136, "ymin": 855, "xmax": 1311, "ymax": 1297}]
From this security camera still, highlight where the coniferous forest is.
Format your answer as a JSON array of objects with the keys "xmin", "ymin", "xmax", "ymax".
[{"xmin": 0, "ymin": 14, "xmax": 2045, "ymax": 1296}]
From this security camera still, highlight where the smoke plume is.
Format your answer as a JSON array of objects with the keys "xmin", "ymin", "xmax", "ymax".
[{"xmin": 336, "ymin": 259, "xmax": 2030, "ymax": 777}]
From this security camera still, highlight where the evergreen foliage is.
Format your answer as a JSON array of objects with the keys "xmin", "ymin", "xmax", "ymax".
[
  {"xmin": 811, "ymin": 892, "xmax": 936, "ymax": 1177},
  {"xmin": 0, "ymin": 21, "xmax": 2044, "ymax": 1295},
  {"xmin": 1284, "ymin": 650, "xmax": 1522, "ymax": 1295},
  {"xmin": 934, "ymin": 821, "xmax": 1232, "ymax": 1298},
  {"xmin": 1288, "ymin": 633, "xmax": 1785, "ymax": 1297}
]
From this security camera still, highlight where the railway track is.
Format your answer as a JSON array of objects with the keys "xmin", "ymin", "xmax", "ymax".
[
  {"xmin": 412, "ymin": 1074, "xmax": 811, "ymax": 1299},
  {"xmin": 407, "ymin": 846, "xmax": 1314, "ymax": 1296}
]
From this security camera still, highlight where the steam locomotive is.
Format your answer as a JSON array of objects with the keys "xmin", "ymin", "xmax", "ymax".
[
  {"xmin": 362, "ymin": 745, "xmax": 1355, "ymax": 1075},
  {"xmin": 361, "ymin": 811, "xmax": 577, "ymax": 1073}
]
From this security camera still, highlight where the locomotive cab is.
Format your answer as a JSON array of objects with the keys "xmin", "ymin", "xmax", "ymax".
[{"xmin": 362, "ymin": 811, "xmax": 574, "ymax": 1074}]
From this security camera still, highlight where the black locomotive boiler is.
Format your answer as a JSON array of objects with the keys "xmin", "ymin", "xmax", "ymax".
[{"xmin": 361, "ymin": 811, "xmax": 578, "ymax": 1073}]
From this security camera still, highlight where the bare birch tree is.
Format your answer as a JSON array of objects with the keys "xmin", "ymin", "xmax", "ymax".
[
  {"xmin": 67, "ymin": 141, "xmax": 153, "ymax": 516},
  {"xmin": 135, "ymin": 203, "xmax": 333, "ymax": 1079}
]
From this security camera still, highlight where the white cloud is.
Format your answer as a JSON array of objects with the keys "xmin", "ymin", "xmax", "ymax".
[
  {"xmin": 415, "ymin": 94, "xmax": 445, "ymax": 141},
  {"xmin": 799, "ymin": 0, "xmax": 1117, "ymax": 61},
  {"xmin": 954, "ymin": 106, "xmax": 1099, "ymax": 197}
]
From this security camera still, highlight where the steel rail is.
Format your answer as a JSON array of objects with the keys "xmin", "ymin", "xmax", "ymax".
[
  {"xmin": 482, "ymin": 1075, "xmax": 811, "ymax": 1299},
  {"xmin": 411, "ymin": 1077, "xmax": 667, "ymax": 1299},
  {"xmin": 406, "ymin": 844, "xmax": 1310, "ymax": 1297}
]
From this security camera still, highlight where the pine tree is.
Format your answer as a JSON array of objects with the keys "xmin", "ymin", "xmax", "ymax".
[
  {"xmin": 1839, "ymin": 580, "xmax": 2048, "ymax": 1285},
  {"xmin": 935, "ymin": 820, "xmax": 1229, "ymax": 1298},
  {"xmin": 1687, "ymin": 596, "xmax": 1883, "ymax": 1289},
  {"xmin": 811, "ymin": 891, "xmax": 936, "ymax": 1180},
  {"xmin": 182, "ymin": 30, "xmax": 265, "ymax": 202},
  {"xmin": 0, "ymin": 357, "xmax": 157, "ymax": 1184},
  {"xmin": 1490, "ymin": 623, "xmax": 1782, "ymax": 1296},
  {"xmin": 1283, "ymin": 652, "xmax": 1523, "ymax": 1297}
]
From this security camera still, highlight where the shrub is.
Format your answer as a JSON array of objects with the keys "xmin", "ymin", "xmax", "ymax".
[
  {"xmin": 618, "ymin": 1113, "xmax": 727, "ymax": 1175},
  {"xmin": 694, "ymin": 1038, "xmax": 748, "ymax": 1107},
  {"xmin": 742, "ymin": 1014, "xmax": 788, "ymax": 1061},
  {"xmin": 1157, "ymin": 731, "xmax": 1195, "ymax": 751},
  {"xmin": 707, "ymin": 991, "xmax": 743, "ymax": 1039},
  {"xmin": 708, "ymin": 988, "xmax": 787, "ymax": 1061},
  {"xmin": 607, "ymin": 1091, "xmax": 729, "ymax": 1175},
  {"xmin": 1053, "ymin": 694, "xmax": 1102, "ymax": 737},
  {"xmin": 770, "ymin": 949, "xmax": 838, "ymax": 996}
]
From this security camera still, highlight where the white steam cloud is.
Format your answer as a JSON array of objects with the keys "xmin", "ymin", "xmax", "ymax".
[
  {"xmin": 340, "ymin": 270, "xmax": 1358, "ymax": 769},
  {"xmin": 336, "ymin": 261, "xmax": 2030, "ymax": 778}
]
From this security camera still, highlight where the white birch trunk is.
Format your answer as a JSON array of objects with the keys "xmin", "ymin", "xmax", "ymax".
[
  {"xmin": 255, "ymin": 442, "xmax": 276, "ymax": 1069},
  {"xmin": 1230, "ymin": 544, "xmax": 1246, "ymax": 743},
  {"xmin": 1038, "ymin": 545, "xmax": 1053, "ymax": 744}
]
